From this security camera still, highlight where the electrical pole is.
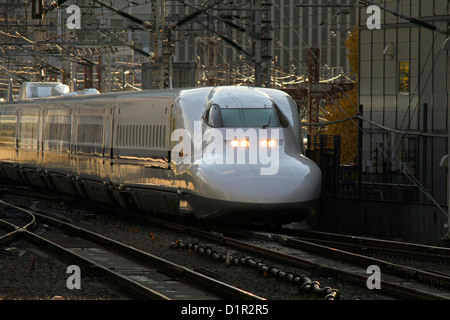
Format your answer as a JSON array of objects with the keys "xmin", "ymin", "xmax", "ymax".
[
  {"xmin": 152, "ymin": 0, "xmax": 172, "ymax": 89},
  {"xmin": 252, "ymin": 0, "xmax": 262, "ymax": 87},
  {"xmin": 307, "ymin": 47, "xmax": 320, "ymax": 136},
  {"xmin": 251, "ymin": 0, "xmax": 272, "ymax": 87}
]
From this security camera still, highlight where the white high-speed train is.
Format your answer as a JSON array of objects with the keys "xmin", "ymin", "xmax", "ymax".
[{"xmin": 0, "ymin": 83, "xmax": 321, "ymax": 222}]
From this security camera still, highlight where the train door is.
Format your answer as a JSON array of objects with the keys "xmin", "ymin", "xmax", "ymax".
[
  {"xmin": 15, "ymin": 108, "xmax": 20, "ymax": 159},
  {"xmin": 36, "ymin": 108, "xmax": 42, "ymax": 159},
  {"xmin": 168, "ymin": 104, "xmax": 174, "ymax": 170},
  {"xmin": 110, "ymin": 105, "xmax": 115, "ymax": 161},
  {"xmin": 70, "ymin": 106, "xmax": 78, "ymax": 166},
  {"xmin": 42, "ymin": 106, "xmax": 72, "ymax": 165},
  {"xmin": 102, "ymin": 105, "xmax": 115, "ymax": 162},
  {"xmin": 39, "ymin": 108, "xmax": 46, "ymax": 161},
  {"xmin": 0, "ymin": 106, "xmax": 20, "ymax": 183},
  {"xmin": 17, "ymin": 107, "xmax": 40, "ymax": 161}
]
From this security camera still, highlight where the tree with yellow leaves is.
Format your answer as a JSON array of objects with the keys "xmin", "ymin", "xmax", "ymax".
[{"xmin": 324, "ymin": 24, "xmax": 359, "ymax": 164}]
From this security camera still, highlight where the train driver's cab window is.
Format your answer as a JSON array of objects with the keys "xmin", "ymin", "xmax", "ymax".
[
  {"xmin": 204, "ymin": 104, "xmax": 223, "ymax": 127},
  {"xmin": 203, "ymin": 104, "xmax": 288, "ymax": 128}
]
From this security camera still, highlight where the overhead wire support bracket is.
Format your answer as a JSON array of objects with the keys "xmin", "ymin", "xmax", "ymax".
[
  {"xmin": 98, "ymin": 29, "xmax": 153, "ymax": 58},
  {"xmin": 170, "ymin": 0, "xmax": 226, "ymax": 28},
  {"xmin": 91, "ymin": 0, "xmax": 153, "ymax": 30},
  {"xmin": 171, "ymin": 0, "xmax": 249, "ymax": 57},
  {"xmin": 44, "ymin": 0, "xmax": 153, "ymax": 31},
  {"xmin": 172, "ymin": 0, "xmax": 245, "ymax": 32}
]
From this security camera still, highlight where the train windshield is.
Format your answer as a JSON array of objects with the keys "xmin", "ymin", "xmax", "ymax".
[{"xmin": 204, "ymin": 104, "xmax": 288, "ymax": 128}]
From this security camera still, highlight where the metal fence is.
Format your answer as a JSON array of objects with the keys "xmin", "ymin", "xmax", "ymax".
[
  {"xmin": 311, "ymin": 196, "xmax": 448, "ymax": 245},
  {"xmin": 306, "ymin": 135, "xmax": 341, "ymax": 196},
  {"xmin": 306, "ymin": 135, "xmax": 448, "ymax": 244}
]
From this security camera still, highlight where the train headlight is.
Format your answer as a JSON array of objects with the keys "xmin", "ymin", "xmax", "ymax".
[
  {"xmin": 231, "ymin": 139, "xmax": 250, "ymax": 147},
  {"xmin": 260, "ymin": 139, "xmax": 277, "ymax": 148},
  {"xmin": 240, "ymin": 140, "xmax": 250, "ymax": 147},
  {"xmin": 231, "ymin": 139, "xmax": 240, "ymax": 147}
]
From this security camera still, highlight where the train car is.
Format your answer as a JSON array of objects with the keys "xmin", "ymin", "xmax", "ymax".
[{"xmin": 0, "ymin": 83, "xmax": 321, "ymax": 223}]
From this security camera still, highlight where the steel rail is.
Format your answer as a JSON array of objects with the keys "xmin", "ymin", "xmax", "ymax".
[
  {"xmin": 2, "ymin": 188, "xmax": 448, "ymax": 300},
  {"xmin": 225, "ymin": 226, "xmax": 450, "ymax": 293},
  {"xmin": 0, "ymin": 201, "xmax": 171, "ymax": 300},
  {"xmin": 161, "ymin": 223, "xmax": 450, "ymax": 300},
  {"xmin": 282, "ymin": 237, "xmax": 450, "ymax": 289},
  {"xmin": 0, "ymin": 229, "xmax": 21, "ymax": 247},
  {"xmin": 270, "ymin": 229, "xmax": 450, "ymax": 263},
  {"xmin": 0, "ymin": 200, "xmax": 264, "ymax": 301},
  {"xmin": 16, "ymin": 229, "xmax": 172, "ymax": 300},
  {"xmin": 0, "ymin": 199, "xmax": 36, "ymax": 231}
]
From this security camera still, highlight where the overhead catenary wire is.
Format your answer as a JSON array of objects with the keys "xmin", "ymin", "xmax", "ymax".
[
  {"xmin": 1, "ymin": 1, "xmax": 157, "ymax": 92},
  {"xmin": 0, "ymin": 1, "xmax": 354, "ymax": 91},
  {"xmin": 1, "ymin": 1, "xmax": 447, "ymax": 214},
  {"xmin": 272, "ymin": 1, "xmax": 449, "ymax": 218},
  {"xmin": 390, "ymin": 4, "xmax": 450, "ymax": 150},
  {"xmin": 303, "ymin": 115, "xmax": 448, "ymax": 138},
  {"xmin": 358, "ymin": 0, "xmax": 448, "ymax": 35},
  {"xmin": 91, "ymin": 0, "xmax": 153, "ymax": 29}
]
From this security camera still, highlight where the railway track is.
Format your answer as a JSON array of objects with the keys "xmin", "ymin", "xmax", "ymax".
[
  {"xmin": 256, "ymin": 227, "xmax": 450, "ymax": 263},
  {"xmin": 84, "ymin": 203, "xmax": 449, "ymax": 301},
  {"xmin": 169, "ymin": 225, "xmax": 450, "ymax": 300},
  {"xmin": 2, "ymin": 185, "xmax": 450, "ymax": 301},
  {"xmin": 0, "ymin": 199, "xmax": 264, "ymax": 301}
]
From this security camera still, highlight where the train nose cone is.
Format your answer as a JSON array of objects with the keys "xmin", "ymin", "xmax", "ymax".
[{"xmin": 195, "ymin": 154, "xmax": 322, "ymax": 204}]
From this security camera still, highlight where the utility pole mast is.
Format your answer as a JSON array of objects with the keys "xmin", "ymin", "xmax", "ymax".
[
  {"xmin": 251, "ymin": 0, "xmax": 272, "ymax": 87},
  {"xmin": 252, "ymin": 0, "xmax": 262, "ymax": 87},
  {"xmin": 307, "ymin": 47, "xmax": 320, "ymax": 136},
  {"xmin": 152, "ymin": 0, "xmax": 173, "ymax": 89}
]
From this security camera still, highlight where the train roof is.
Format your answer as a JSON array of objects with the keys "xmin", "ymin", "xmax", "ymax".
[
  {"xmin": 2, "ymin": 86, "xmax": 182, "ymax": 106},
  {"xmin": 205, "ymin": 86, "xmax": 279, "ymax": 109},
  {"xmin": 1, "ymin": 84, "xmax": 291, "ymax": 108}
]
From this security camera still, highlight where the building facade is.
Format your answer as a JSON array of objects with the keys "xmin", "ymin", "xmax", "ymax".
[
  {"xmin": 359, "ymin": 0, "xmax": 449, "ymax": 206},
  {"xmin": 331, "ymin": 0, "xmax": 450, "ymax": 243}
]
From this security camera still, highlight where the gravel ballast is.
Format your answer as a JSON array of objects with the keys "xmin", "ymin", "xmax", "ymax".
[{"xmin": 0, "ymin": 194, "xmax": 393, "ymax": 300}]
